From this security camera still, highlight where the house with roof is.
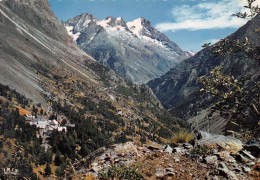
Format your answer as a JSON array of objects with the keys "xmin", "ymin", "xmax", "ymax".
[
  {"xmin": 24, "ymin": 114, "xmax": 35, "ymax": 122},
  {"xmin": 48, "ymin": 119, "xmax": 59, "ymax": 126},
  {"xmin": 24, "ymin": 112, "xmax": 74, "ymax": 137},
  {"xmin": 58, "ymin": 126, "xmax": 67, "ymax": 132},
  {"xmin": 66, "ymin": 120, "xmax": 75, "ymax": 128}
]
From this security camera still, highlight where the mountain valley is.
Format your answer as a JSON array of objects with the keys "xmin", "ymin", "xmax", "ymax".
[
  {"xmin": 148, "ymin": 15, "xmax": 260, "ymax": 135},
  {"xmin": 0, "ymin": 0, "xmax": 259, "ymax": 179}
]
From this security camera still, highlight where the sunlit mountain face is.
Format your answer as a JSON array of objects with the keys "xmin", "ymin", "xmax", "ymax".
[{"xmin": 65, "ymin": 13, "xmax": 190, "ymax": 84}]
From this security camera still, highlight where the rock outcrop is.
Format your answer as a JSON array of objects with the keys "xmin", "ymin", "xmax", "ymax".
[{"xmin": 64, "ymin": 132, "xmax": 260, "ymax": 179}]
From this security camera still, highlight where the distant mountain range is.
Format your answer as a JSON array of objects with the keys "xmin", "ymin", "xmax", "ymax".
[{"xmin": 65, "ymin": 14, "xmax": 193, "ymax": 84}]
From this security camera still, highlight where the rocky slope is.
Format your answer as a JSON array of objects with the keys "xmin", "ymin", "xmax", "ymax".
[
  {"xmin": 64, "ymin": 132, "xmax": 260, "ymax": 179},
  {"xmin": 65, "ymin": 14, "xmax": 191, "ymax": 84},
  {"xmin": 148, "ymin": 15, "xmax": 260, "ymax": 134},
  {"xmin": 0, "ymin": 0, "xmax": 97, "ymax": 105}
]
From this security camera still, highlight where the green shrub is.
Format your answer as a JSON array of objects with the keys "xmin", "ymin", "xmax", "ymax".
[
  {"xmin": 99, "ymin": 165, "xmax": 143, "ymax": 180},
  {"xmin": 170, "ymin": 131, "xmax": 194, "ymax": 144},
  {"xmin": 190, "ymin": 145, "xmax": 214, "ymax": 157}
]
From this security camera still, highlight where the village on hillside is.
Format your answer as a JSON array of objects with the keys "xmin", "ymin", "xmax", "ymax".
[
  {"xmin": 10, "ymin": 101, "xmax": 76, "ymax": 139},
  {"xmin": 24, "ymin": 113, "xmax": 75, "ymax": 138}
]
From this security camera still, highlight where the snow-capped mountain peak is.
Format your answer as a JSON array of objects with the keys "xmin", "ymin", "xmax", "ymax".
[
  {"xmin": 66, "ymin": 13, "xmax": 96, "ymax": 33},
  {"xmin": 65, "ymin": 14, "xmax": 189, "ymax": 52},
  {"xmin": 106, "ymin": 17, "xmax": 127, "ymax": 28},
  {"xmin": 96, "ymin": 18, "xmax": 112, "ymax": 28},
  {"xmin": 66, "ymin": 15, "xmax": 154, "ymax": 41},
  {"xmin": 65, "ymin": 13, "xmax": 190, "ymax": 83},
  {"xmin": 126, "ymin": 18, "xmax": 144, "ymax": 37},
  {"xmin": 95, "ymin": 16, "xmax": 128, "ymax": 33},
  {"xmin": 65, "ymin": 26, "xmax": 81, "ymax": 42}
]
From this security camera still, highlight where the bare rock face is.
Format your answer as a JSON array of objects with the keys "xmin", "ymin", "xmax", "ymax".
[
  {"xmin": 215, "ymin": 151, "xmax": 236, "ymax": 163},
  {"xmin": 198, "ymin": 131, "xmax": 243, "ymax": 151},
  {"xmin": 164, "ymin": 145, "xmax": 173, "ymax": 154},
  {"xmin": 146, "ymin": 141, "xmax": 164, "ymax": 151},
  {"xmin": 205, "ymin": 156, "xmax": 218, "ymax": 165},
  {"xmin": 218, "ymin": 162, "xmax": 238, "ymax": 180}
]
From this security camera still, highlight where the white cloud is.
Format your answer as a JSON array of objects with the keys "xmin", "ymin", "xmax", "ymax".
[{"xmin": 156, "ymin": 0, "xmax": 259, "ymax": 32}]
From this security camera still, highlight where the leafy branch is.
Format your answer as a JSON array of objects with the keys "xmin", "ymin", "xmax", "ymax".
[
  {"xmin": 233, "ymin": 0, "xmax": 260, "ymax": 18},
  {"xmin": 202, "ymin": 0, "xmax": 260, "ymax": 62},
  {"xmin": 199, "ymin": 66, "xmax": 260, "ymax": 138}
]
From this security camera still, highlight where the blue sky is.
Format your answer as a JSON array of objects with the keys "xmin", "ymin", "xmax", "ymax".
[{"xmin": 48, "ymin": 0, "xmax": 256, "ymax": 52}]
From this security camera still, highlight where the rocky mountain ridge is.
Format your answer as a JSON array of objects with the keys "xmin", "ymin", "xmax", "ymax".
[
  {"xmin": 148, "ymin": 15, "xmax": 260, "ymax": 134},
  {"xmin": 65, "ymin": 13, "xmax": 191, "ymax": 84}
]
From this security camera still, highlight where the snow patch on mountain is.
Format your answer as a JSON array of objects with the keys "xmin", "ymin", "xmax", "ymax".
[
  {"xmin": 134, "ymin": 62, "xmax": 140, "ymax": 67},
  {"xmin": 87, "ymin": 34, "xmax": 96, "ymax": 44},
  {"xmin": 127, "ymin": 18, "xmax": 143, "ymax": 37},
  {"xmin": 125, "ymin": 18, "xmax": 165, "ymax": 48},
  {"xmin": 66, "ymin": 15, "xmax": 168, "ymax": 48},
  {"xmin": 185, "ymin": 51, "xmax": 196, "ymax": 57},
  {"xmin": 96, "ymin": 18, "xmax": 111, "ymax": 28},
  {"xmin": 96, "ymin": 17, "xmax": 128, "ymax": 36},
  {"xmin": 142, "ymin": 35, "xmax": 164, "ymax": 48},
  {"xmin": 83, "ymin": 20, "xmax": 92, "ymax": 27},
  {"xmin": 65, "ymin": 26, "xmax": 81, "ymax": 42}
]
